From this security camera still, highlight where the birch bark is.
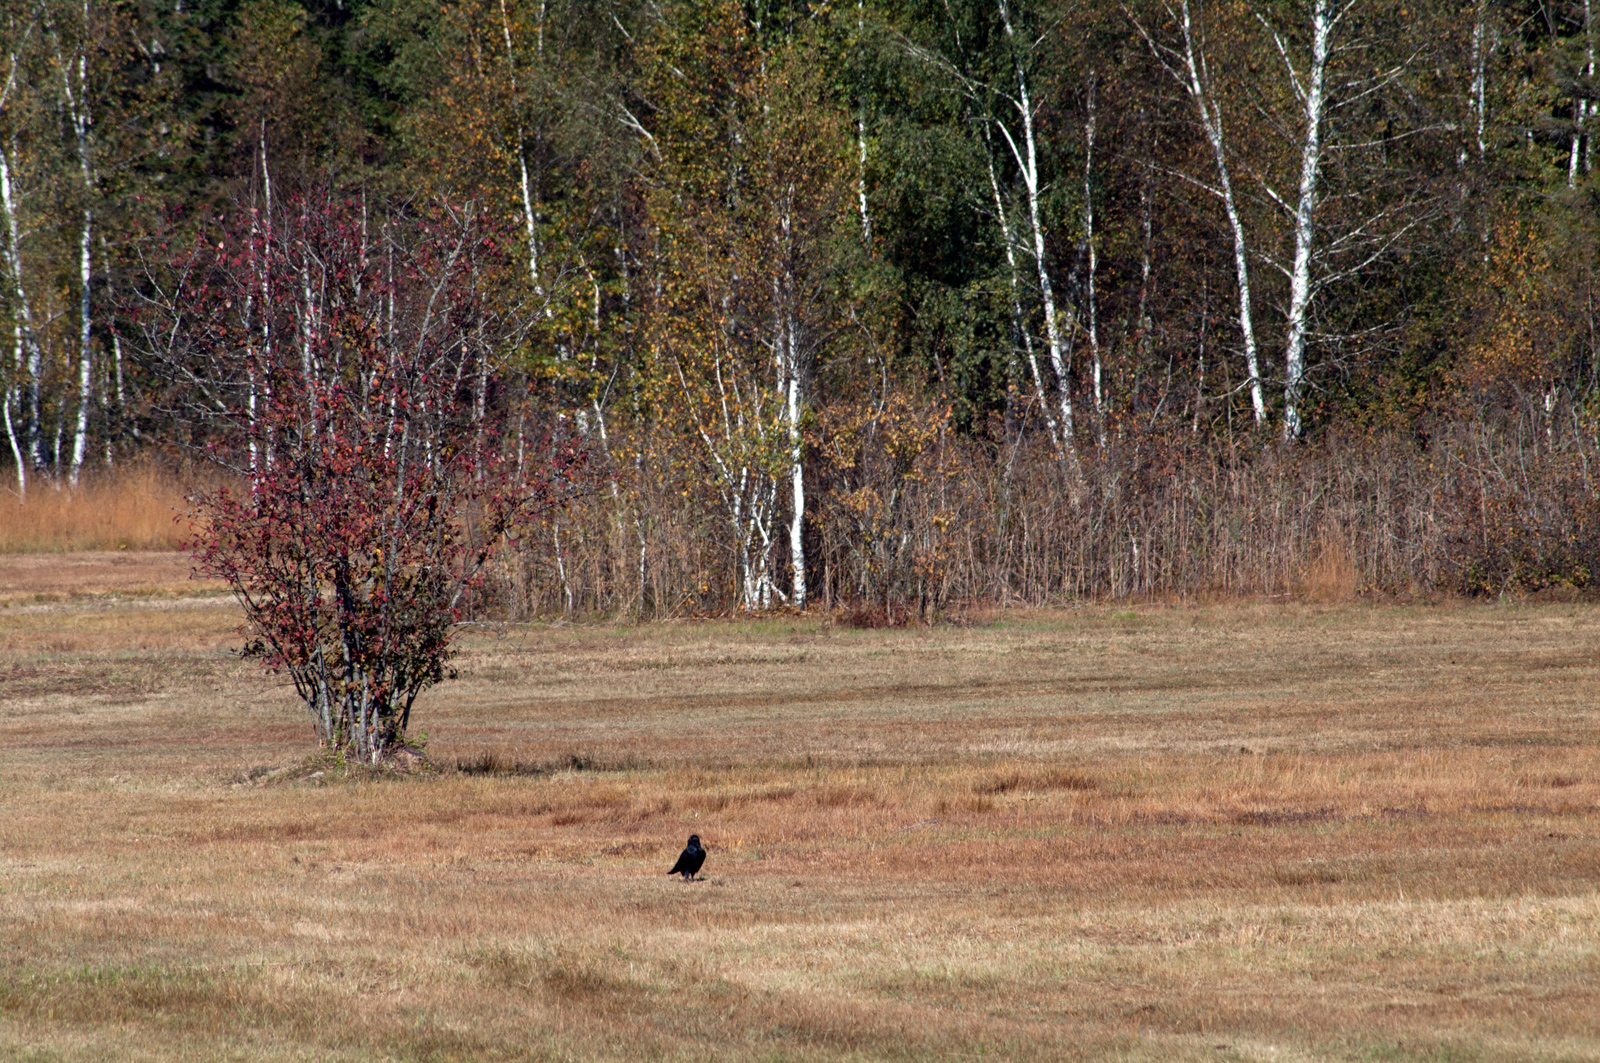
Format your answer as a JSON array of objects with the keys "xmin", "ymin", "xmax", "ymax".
[
  {"xmin": 500, "ymin": 0, "xmax": 545, "ymax": 300},
  {"xmin": 2, "ymin": 390, "xmax": 21, "ymax": 494},
  {"xmin": 771, "ymin": 189, "xmax": 807, "ymax": 610},
  {"xmin": 1082, "ymin": 73, "xmax": 1104, "ymax": 447},
  {"xmin": 58, "ymin": 6, "xmax": 94, "ymax": 484},
  {"xmin": 0, "ymin": 140, "xmax": 42, "ymax": 475},
  {"xmin": 1579, "ymin": 0, "xmax": 1595, "ymax": 186},
  {"xmin": 986, "ymin": 140, "xmax": 1060, "ymax": 454},
  {"xmin": 0, "ymin": 21, "xmax": 42, "ymax": 482},
  {"xmin": 855, "ymin": 0, "xmax": 872, "ymax": 245},
  {"xmin": 1279, "ymin": 0, "xmax": 1334, "ymax": 441},
  {"xmin": 1586, "ymin": 0, "xmax": 1594, "ymax": 175},
  {"xmin": 1569, "ymin": 0, "xmax": 1592, "ymax": 188},
  {"xmin": 786, "ymin": 362, "xmax": 805, "ymax": 607},
  {"xmin": 1171, "ymin": 0, "xmax": 1267, "ymax": 425},
  {"xmin": 1470, "ymin": 0, "xmax": 1488, "ymax": 188},
  {"xmin": 782, "ymin": 302, "xmax": 806, "ymax": 608},
  {"xmin": 995, "ymin": 0, "xmax": 1081, "ymax": 482}
]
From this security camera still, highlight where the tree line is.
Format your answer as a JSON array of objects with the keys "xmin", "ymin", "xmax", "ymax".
[{"xmin": 4, "ymin": 0, "xmax": 1600, "ymax": 612}]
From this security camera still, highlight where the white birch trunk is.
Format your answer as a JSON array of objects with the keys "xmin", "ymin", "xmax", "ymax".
[
  {"xmin": 771, "ymin": 192, "xmax": 807, "ymax": 610},
  {"xmin": 1587, "ymin": 0, "xmax": 1595, "ymax": 175},
  {"xmin": 3, "ymin": 389, "xmax": 22, "ymax": 496},
  {"xmin": 997, "ymin": 0, "xmax": 1079, "ymax": 469},
  {"xmin": 1571, "ymin": 0, "xmax": 1589, "ymax": 191},
  {"xmin": 1583, "ymin": 0, "xmax": 1596, "ymax": 182},
  {"xmin": 71, "ymin": 210, "xmax": 90, "ymax": 484},
  {"xmin": 99, "ymin": 232, "xmax": 124, "ymax": 453},
  {"xmin": 1083, "ymin": 73, "xmax": 1104, "ymax": 447},
  {"xmin": 245, "ymin": 180, "xmax": 261, "ymax": 471},
  {"xmin": 1571, "ymin": 113, "xmax": 1584, "ymax": 189},
  {"xmin": 0, "ymin": 45, "xmax": 22, "ymax": 490},
  {"xmin": 0, "ymin": 140, "xmax": 42, "ymax": 470},
  {"xmin": 1471, "ymin": 2, "xmax": 1487, "ymax": 166},
  {"xmin": 62, "ymin": 37, "xmax": 94, "ymax": 485},
  {"xmin": 516, "ymin": 147, "xmax": 541, "ymax": 296},
  {"xmin": 1019, "ymin": 70, "xmax": 1073, "ymax": 446},
  {"xmin": 0, "ymin": 43, "xmax": 44, "ymax": 476},
  {"xmin": 1281, "ymin": 0, "xmax": 1333, "ymax": 441},
  {"xmin": 756, "ymin": 476, "xmax": 777, "ymax": 610},
  {"xmin": 553, "ymin": 519, "xmax": 573, "ymax": 615},
  {"xmin": 300, "ymin": 252, "xmax": 316, "ymax": 412},
  {"xmin": 1174, "ymin": 0, "xmax": 1267, "ymax": 425},
  {"xmin": 856, "ymin": 1, "xmax": 871, "ymax": 245},
  {"xmin": 785, "ymin": 316, "xmax": 805, "ymax": 609},
  {"xmin": 110, "ymin": 317, "xmax": 123, "ymax": 409},
  {"xmin": 259, "ymin": 132, "xmax": 277, "ymax": 467},
  {"xmin": 1468, "ymin": 0, "xmax": 1490, "ymax": 254},
  {"xmin": 500, "ymin": 0, "xmax": 544, "ymax": 300},
  {"xmin": 1193, "ymin": 274, "xmax": 1208, "ymax": 432},
  {"xmin": 856, "ymin": 113, "xmax": 872, "ymax": 245},
  {"xmin": 260, "ymin": 124, "xmax": 272, "ymax": 222},
  {"xmin": 1135, "ymin": 145, "xmax": 1155, "ymax": 358},
  {"xmin": 986, "ymin": 144, "xmax": 1061, "ymax": 453},
  {"xmin": 735, "ymin": 468, "xmax": 752, "ymax": 608}
]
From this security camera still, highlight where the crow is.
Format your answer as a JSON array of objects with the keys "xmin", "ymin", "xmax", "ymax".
[{"xmin": 668, "ymin": 834, "xmax": 706, "ymax": 880}]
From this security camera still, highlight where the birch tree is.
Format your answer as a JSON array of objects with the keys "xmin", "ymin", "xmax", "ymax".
[
  {"xmin": 1270, "ymin": 0, "xmax": 1336, "ymax": 439},
  {"xmin": 0, "ymin": 1, "xmax": 78, "ymax": 485},
  {"xmin": 1568, "ymin": 0, "xmax": 1595, "ymax": 187},
  {"xmin": 898, "ymin": 0, "xmax": 1088, "ymax": 484},
  {"xmin": 993, "ymin": 0, "xmax": 1079, "ymax": 467},
  {"xmin": 1134, "ymin": 0, "xmax": 1429, "ymax": 437},
  {"xmin": 639, "ymin": 1, "xmax": 843, "ymax": 609},
  {"xmin": 0, "ymin": 0, "xmax": 171, "ymax": 486},
  {"xmin": 0, "ymin": 10, "xmax": 40, "ymax": 494},
  {"xmin": 1255, "ymin": 0, "xmax": 1432, "ymax": 437},
  {"xmin": 1130, "ymin": 0, "xmax": 1269, "ymax": 424},
  {"xmin": 49, "ymin": 0, "xmax": 98, "ymax": 484}
]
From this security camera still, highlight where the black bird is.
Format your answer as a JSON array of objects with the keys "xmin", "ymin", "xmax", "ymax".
[{"xmin": 668, "ymin": 834, "xmax": 706, "ymax": 880}]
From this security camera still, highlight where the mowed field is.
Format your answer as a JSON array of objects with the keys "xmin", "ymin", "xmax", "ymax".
[{"xmin": 1, "ymin": 556, "xmax": 1598, "ymax": 1062}]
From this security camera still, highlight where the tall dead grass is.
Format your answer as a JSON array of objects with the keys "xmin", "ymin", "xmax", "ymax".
[{"xmin": 0, "ymin": 463, "xmax": 190, "ymax": 552}]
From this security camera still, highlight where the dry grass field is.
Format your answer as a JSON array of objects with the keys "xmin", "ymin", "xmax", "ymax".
[
  {"xmin": 1, "ymin": 558, "xmax": 1598, "ymax": 1061},
  {"xmin": 0, "ymin": 466, "xmax": 190, "ymax": 553}
]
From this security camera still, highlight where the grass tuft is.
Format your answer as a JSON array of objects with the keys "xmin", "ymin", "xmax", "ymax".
[{"xmin": 973, "ymin": 768, "xmax": 1097, "ymax": 794}]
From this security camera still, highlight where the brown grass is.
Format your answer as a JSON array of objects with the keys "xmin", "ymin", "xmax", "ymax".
[
  {"xmin": 1, "ymin": 580, "xmax": 1598, "ymax": 1060},
  {"xmin": 0, "ymin": 464, "xmax": 190, "ymax": 552},
  {"xmin": 0, "ymin": 552, "xmax": 225, "ymax": 605},
  {"xmin": 1300, "ymin": 536, "xmax": 1358, "ymax": 603}
]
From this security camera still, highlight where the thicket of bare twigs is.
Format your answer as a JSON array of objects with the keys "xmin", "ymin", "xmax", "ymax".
[
  {"xmin": 501, "ymin": 407, "xmax": 1600, "ymax": 620},
  {"xmin": 7, "ymin": 403, "xmax": 1594, "ymax": 622}
]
